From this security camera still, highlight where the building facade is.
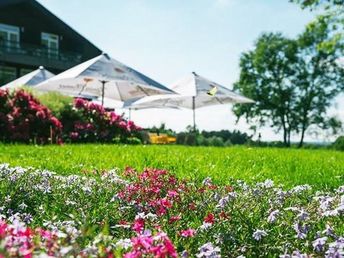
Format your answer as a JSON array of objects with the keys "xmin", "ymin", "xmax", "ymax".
[{"xmin": 0, "ymin": 0, "xmax": 102, "ymax": 85}]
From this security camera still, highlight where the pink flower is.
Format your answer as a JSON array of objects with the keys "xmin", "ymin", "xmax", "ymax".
[
  {"xmin": 168, "ymin": 190, "xmax": 179, "ymax": 198},
  {"xmin": 36, "ymin": 110, "xmax": 46, "ymax": 119},
  {"xmin": 180, "ymin": 228, "xmax": 196, "ymax": 238},
  {"xmin": 119, "ymin": 121, "xmax": 127, "ymax": 130},
  {"xmin": 70, "ymin": 132, "xmax": 79, "ymax": 140},
  {"xmin": 131, "ymin": 235, "xmax": 153, "ymax": 250},
  {"xmin": 132, "ymin": 218, "xmax": 145, "ymax": 233},
  {"xmin": 74, "ymin": 98, "xmax": 86, "ymax": 109},
  {"xmin": 160, "ymin": 198, "xmax": 172, "ymax": 209},
  {"xmin": 50, "ymin": 117, "xmax": 62, "ymax": 129}
]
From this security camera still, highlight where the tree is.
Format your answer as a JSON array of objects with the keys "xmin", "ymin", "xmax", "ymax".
[
  {"xmin": 291, "ymin": 0, "xmax": 343, "ymax": 50},
  {"xmin": 292, "ymin": 16, "xmax": 344, "ymax": 146},
  {"xmin": 290, "ymin": 0, "xmax": 344, "ymax": 10},
  {"xmin": 233, "ymin": 33, "xmax": 299, "ymax": 146},
  {"xmin": 233, "ymin": 18, "xmax": 344, "ymax": 147}
]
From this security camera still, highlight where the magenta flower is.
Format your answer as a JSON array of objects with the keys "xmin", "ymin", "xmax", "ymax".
[{"xmin": 181, "ymin": 228, "xmax": 196, "ymax": 238}]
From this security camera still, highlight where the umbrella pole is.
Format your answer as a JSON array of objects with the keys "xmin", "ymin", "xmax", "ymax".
[
  {"xmin": 100, "ymin": 80, "xmax": 107, "ymax": 106},
  {"xmin": 192, "ymin": 96, "xmax": 196, "ymax": 132}
]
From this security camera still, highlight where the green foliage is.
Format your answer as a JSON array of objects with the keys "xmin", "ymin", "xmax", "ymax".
[
  {"xmin": 176, "ymin": 130, "xmax": 250, "ymax": 146},
  {"xmin": 290, "ymin": 0, "xmax": 344, "ymax": 10},
  {"xmin": 124, "ymin": 137, "xmax": 142, "ymax": 145},
  {"xmin": 185, "ymin": 133, "xmax": 197, "ymax": 146},
  {"xmin": 207, "ymin": 136, "xmax": 224, "ymax": 147},
  {"xmin": 149, "ymin": 123, "xmax": 176, "ymax": 136},
  {"xmin": 233, "ymin": 18, "xmax": 344, "ymax": 147},
  {"xmin": 332, "ymin": 135, "xmax": 344, "ymax": 151},
  {"xmin": 35, "ymin": 92, "xmax": 73, "ymax": 120},
  {"xmin": 0, "ymin": 144, "xmax": 343, "ymax": 189},
  {"xmin": 201, "ymin": 130, "xmax": 251, "ymax": 145}
]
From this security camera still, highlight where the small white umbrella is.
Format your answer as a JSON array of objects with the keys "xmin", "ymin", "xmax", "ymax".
[
  {"xmin": 1, "ymin": 66, "xmax": 54, "ymax": 89},
  {"xmin": 34, "ymin": 53, "xmax": 174, "ymax": 105},
  {"xmin": 126, "ymin": 72, "xmax": 254, "ymax": 130}
]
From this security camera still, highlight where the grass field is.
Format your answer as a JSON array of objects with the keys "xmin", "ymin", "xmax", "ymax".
[{"xmin": 0, "ymin": 144, "xmax": 343, "ymax": 189}]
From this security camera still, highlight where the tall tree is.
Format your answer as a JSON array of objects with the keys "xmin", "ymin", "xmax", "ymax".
[
  {"xmin": 233, "ymin": 33, "xmax": 298, "ymax": 146},
  {"xmin": 293, "ymin": 16, "xmax": 344, "ymax": 146},
  {"xmin": 233, "ymin": 19, "xmax": 344, "ymax": 146}
]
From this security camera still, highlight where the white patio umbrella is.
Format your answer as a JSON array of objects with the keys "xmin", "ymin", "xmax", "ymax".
[
  {"xmin": 92, "ymin": 97, "xmax": 125, "ymax": 110},
  {"xmin": 34, "ymin": 53, "xmax": 174, "ymax": 105},
  {"xmin": 1, "ymin": 66, "xmax": 54, "ymax": 89},
  {"xmin": 126, "ymin": 72, "xmax": 254, "ymax": 130}
]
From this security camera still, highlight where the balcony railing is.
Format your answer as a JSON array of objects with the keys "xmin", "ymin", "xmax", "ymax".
[{"xmin": 0, "ymin": 40, "xmax": 82, "ymax": 70}]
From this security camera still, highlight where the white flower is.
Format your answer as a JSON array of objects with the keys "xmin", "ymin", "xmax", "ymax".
[
  {"xmin": 290, "ymin": 185, "xmax": 312, "ymax": 194},
  {"xmin": 252, "ymin": 229, "xmax": 268, "ymax": 241},
  {"xmin": 135, "ymin": 212, "xmax": 146, "ymax": 220},
  {"xmin": 18, "ymin": 202, "xmax": 27, "ymax": 210},
  {"xmin": 60, "ymin": 246, "xmax": 73, "ymax": 255},
  {"xmin": 4, "ymin": 195, "xmax": 11, "ymax": 203},
  {"xmin": 262, "ymin": 179, "xmax": 274, "ymax": 188},
  {"xmin": 116, "ymin": 238, "xmax": 132, "ymax": 250},
  {"xmin": 199, "ymin": 222, "xmax": 213, "ymax": 231}
]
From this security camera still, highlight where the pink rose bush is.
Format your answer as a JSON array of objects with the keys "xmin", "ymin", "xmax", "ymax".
[
  {"xmin": 62, "ymin": 98, "xmax": 141, "ymax": 143},
  {"xmin": 0, "ymin": 163, "xmax": 343, "ymax": 257},
  {"xmin": 0, "ymin": 89, "xmax": 141, "ymax": 144},
  {"xmin": 0, "ymin": 89, "xmax": 62, "ymax": 144}
]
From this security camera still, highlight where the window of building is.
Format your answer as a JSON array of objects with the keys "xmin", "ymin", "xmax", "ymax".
[
  {"xmin": 41, "ymin": 32, "xmax": 59, "ymax": 58},
  {"xmin": 20, "ymin": 68, "xmax": 33, "ymax": 77},
  {"xmin": 0, "ymin": 66, "xmax": 17, "ymax": 86},
  {"xmin": 0, "ymin": 23, "xmax": 20, "ymax": 50}
]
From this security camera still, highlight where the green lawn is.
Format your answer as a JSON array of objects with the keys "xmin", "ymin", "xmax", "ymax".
[{"xmin": 0, "ymin": 144, "xmax": 343, "ymax": 189}]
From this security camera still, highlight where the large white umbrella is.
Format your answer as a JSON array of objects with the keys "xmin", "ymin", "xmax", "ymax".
[
  {"xmin": 34, "ymin": 53, "xmax": 174, "ymax": 105},
  {"xmin": 1, "ymin": 66, "xmax": 54, "ymax": 89},
  {"xmin": 126, "ymin": 72, "xmax": 254, "ymax": 130}
]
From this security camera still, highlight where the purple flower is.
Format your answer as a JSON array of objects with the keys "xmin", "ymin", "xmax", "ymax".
[
  {"xmin": 196, "ymin": 242, "xmax": 221, "ymax": 258},
  {"xmin": 313, "ymin": 237, "xmax": 328, "ymax": 252},
  {"xmin": 293, "ymin": 223, "xmax": 309, "ymax": 239},
  {"xmin": 267, "ymin": 210, "xmax": 280, "ymax": 223},
  {"xmin": 296, "ymin": 210, "xmax": 309, "ymax": 221},
  {"xmin": 325, "ymin": 238, "xmax": 344, "ymax": 258}
]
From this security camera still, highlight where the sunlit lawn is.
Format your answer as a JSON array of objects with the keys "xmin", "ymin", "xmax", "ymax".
[{"xmin": 0, "ymin": 144, "xmax": 343, "ymax": 190}]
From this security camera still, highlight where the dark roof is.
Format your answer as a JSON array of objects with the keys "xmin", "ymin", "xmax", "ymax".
[
  {"xmin": 0, "ymin": 0, "xmax": 101, "ymax": 54},
  {"xmin": 0, "ymin": 0, "xmax": 27, "ymax": 8}
]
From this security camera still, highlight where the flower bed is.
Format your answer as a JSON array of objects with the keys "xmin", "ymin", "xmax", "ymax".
[{"xmin": 0, "ymin": 164, "xmax": 343, "ymax": 257}]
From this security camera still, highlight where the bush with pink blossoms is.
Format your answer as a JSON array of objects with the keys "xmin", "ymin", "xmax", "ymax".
[
  {"xmin": 0, "ymin": 89, "xmax": 62, "ymax": 144},
  {"xmin": 61, "ymin": 98, "xmax": 141, "ymax": 143}
]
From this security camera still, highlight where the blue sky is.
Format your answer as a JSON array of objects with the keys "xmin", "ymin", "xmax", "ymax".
[{"xmin": 38, "ymin": 0, "xmax": 343, "ymax": 142}]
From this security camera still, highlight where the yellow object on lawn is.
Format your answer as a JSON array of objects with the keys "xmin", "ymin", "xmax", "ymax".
[{"xmin": 149, "ymin": 133, "xmax": 176, "ymax": 144}]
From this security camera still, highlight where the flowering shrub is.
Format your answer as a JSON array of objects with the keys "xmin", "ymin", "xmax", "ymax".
[
  {"xmin": 62, "ymin": 98, "xmax": 141, "ymax": 143},
  {"xmin": 0, "ymin": 163, "xmax": 343, "ymax": 257},
  {"xmin": 0, "ymin": 89, "xmax": 62, "ymax": 144},
  {"xmin": 0, "ymin": 89, "xmax": 141, "ymax": 144}
]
